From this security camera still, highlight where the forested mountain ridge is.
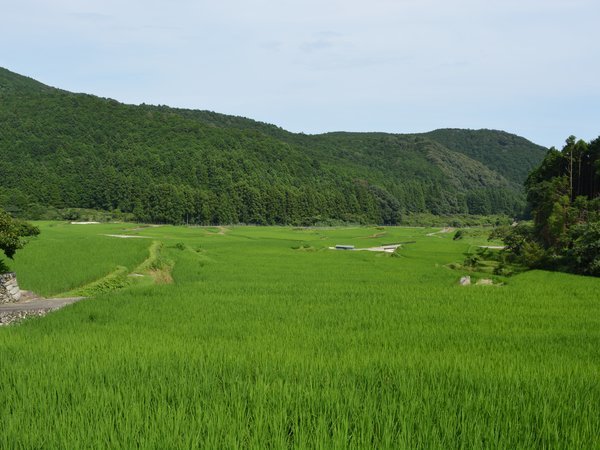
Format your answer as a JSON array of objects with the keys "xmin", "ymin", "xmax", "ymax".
[
  {"xmin": 149, "ymin": 104, "xmax": 545, "ymax": 186},
  {"xmin": 0, "ymin": 67, "xmax": 56, "ymax": 95},
  {"xmin": 423, "ymin": 128, "xmax": 548, "ymax": 184},
  {"xmin": 0, "ymin": 67, "xmax": 547, "ymax": 224}
]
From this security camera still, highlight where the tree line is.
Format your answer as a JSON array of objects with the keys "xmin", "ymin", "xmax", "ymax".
[
  {"xmin": 0, "ymin": 67, "xmax": 545, "ymax": 225},
  {"xmin": 497, "ymin": 135, "xmax": 600, "ymax": 276}
]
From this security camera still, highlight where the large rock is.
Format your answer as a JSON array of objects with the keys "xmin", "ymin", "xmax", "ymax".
[{"xmin": 0, "ymin": 273, "xmax": 21, "ymax": 303}]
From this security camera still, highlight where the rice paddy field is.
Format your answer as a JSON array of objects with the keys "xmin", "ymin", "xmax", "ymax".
[{"xmin": 1, "ymin": 222, "xmax": 599, "ymax": 448}]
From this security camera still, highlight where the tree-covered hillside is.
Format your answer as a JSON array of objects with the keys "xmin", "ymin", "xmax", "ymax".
[
  {"xmin": 0, "ymin": 67, "xmax": 547, "ymax": 225},
  {"xmin": 423, "ymin": 128, "xmax": 548, "ymax": 184},
  {"xmin": 497, "ymin": 136, "xmax": 600, "ymax": 276}
]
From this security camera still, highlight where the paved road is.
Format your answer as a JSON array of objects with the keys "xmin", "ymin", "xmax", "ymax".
[
  {"xmin": 0, "ymin": 293, "xmax": 86, "ymax": 325},
  {"xmin": 0, "ymin": 296, "xmax": 85, "ymax": 312}
]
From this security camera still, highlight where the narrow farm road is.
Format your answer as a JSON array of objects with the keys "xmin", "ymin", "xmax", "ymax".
[
  {"xmin": 425, "ymin": 227, "xmax": 455, "ymax": 237},
  {"xmin": 0, "ymin": 293, "xmax": 86, "ymax": 325}
]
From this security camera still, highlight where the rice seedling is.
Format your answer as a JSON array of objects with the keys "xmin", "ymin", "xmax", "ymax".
[{"xmin": 1, "ymin": 224, "xmax": 598, "ymax": 448}]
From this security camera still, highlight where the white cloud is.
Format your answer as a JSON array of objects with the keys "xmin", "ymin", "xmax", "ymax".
[{"xmin": 1, "ymin": 0, "xmax": 599, "ymax": 146}]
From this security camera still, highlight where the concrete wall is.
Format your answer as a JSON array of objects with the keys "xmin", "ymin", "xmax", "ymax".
[{"xmin": 0, "ymin": 273, "xmax": 21, "ymax": 303}]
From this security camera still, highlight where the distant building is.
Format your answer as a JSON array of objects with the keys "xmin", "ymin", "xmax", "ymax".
[{"xmin": 335, "ymin": 245, "xmax": 355, "ymax": 250}]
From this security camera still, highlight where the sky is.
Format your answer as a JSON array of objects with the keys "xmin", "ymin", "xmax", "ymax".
[{"xmin": 1, "ymin": 0, "xmax": 599, "ymax": 148}]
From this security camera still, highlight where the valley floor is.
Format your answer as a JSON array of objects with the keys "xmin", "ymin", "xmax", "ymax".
[{"xmin": 1, "ymin": 223, "xmax": 599, "ymax": 448}]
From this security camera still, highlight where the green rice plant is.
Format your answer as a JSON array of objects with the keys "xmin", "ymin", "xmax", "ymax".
[
  {"xmin": 8, "ymin": 222, "xmax": 151, "ymax": 296},
  {"xmin": 0, "ymin": 225, "xmax": 598, "ymax": 448},
  {"xmin": 66, "ymin": 265, "xmax": 130, "ymax": 297}
]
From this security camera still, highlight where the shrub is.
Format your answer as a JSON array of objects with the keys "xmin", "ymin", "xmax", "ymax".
[
  {"xmin": 0, "ymin": 208, "xmax": 40, "ymax": 271},
  {"xmin": 463, "ymin": 254, "xmax": 480, "ymax": 268}
]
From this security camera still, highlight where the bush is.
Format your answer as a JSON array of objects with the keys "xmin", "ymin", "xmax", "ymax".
[
  {"xmin": 453, "ymin": 230, "xmax": 464, "ymax": 240},
  {"xmin": 569, "ymin": 222, "xmax": 600, "ymax": 276},
  {"xmin": 520, "ymin": 241, "xmax": 546, "ymax": 268},
  {"xmin": 463, "ymin": 254, "xmax": 480, "ymax": 268},
  {"xmin": 0, "ymin": 208, "xmax": 40, "ymax": 271}
]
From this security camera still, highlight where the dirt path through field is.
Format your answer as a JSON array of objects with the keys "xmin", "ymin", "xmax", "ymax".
[
  {"xmin": 329, "ymin": 244, "xmax": 402, "ymax": 253},
  {"xmin": 103, "ymin": 234, "xmax": 152, "ymax": 239},
  {"xmin": 205, "ymin": 226, "xmax": 229, "ymax": 236},
  {"xmin": 426, "ymin": 227, "xmax": 455, "ymax": 237}
]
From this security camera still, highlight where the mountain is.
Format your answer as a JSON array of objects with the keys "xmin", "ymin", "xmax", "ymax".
[
  {"xmin": 422, "ymin": 128, "xmax": 548, "ymax": 184},
  {"xmin": 0, "ymin": 67, "xmax": 547, "ymax": 225}
]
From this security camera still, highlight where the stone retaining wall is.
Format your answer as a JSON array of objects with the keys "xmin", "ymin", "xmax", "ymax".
[
  {"xmin": 0, "ymin": 310, "xmax": 46, "ymax": 326},
  {"xmin": 0, "ymin": 272, "xmax": 21, "ymax": 304}
]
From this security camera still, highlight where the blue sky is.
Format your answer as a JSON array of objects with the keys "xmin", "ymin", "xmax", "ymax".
[{"xmin": 2, "ymin": 0, "xmax": 599, "ymax": 148}]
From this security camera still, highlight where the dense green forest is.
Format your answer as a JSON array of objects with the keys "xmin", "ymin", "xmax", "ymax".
[
  {"xmin": 0, "ymin": 67, "xmax": 547, "ymax": 225},
  {"xmin": 497, "ymin": 136, "xmax": 600, "ymax": 276}
]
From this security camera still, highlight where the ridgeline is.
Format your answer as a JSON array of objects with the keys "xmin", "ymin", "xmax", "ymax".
[{"xmin": 0, "ymin": 67, "xmax": 547, "ymax": 225}]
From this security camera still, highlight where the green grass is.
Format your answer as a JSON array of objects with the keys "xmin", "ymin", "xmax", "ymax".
[
  {"xmin": 1, "ymin": 225, "xmax": 599, "ymax": 448},
  {"xmin": 7, "ymin": 222, "xmax": 153, "ymax": 296}
]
